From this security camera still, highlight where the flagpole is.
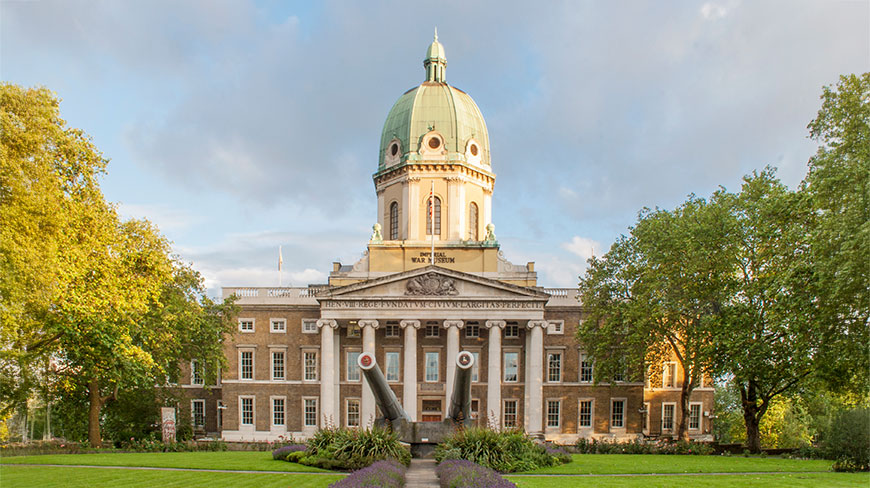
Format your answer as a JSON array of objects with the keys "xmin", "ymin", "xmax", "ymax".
[{"xmin": 430, "ymin": 181, "xmax": 435, "ymax": 265}]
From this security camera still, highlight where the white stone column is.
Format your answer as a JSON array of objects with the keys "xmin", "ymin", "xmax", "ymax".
[
  {"xmin": 376, "ymin": 189, "xmax": 385, "ymax": 230},
  {"xmin": 317, "ymin": 319, "xmax": 338, "ymax": 427},
  {"xmin": 443, "ymin": 320, "xmax": 464, "ymax": 407},
  {"xmin": 359, "ymin": 320, "xmax": 379, "ymax": 427},
  {"xmin": 446, "ymin": 177, "xmax": 462, "ymax": 240},
  {"xmin": 483, "ymin": 189, "xmax": 492, "ymax": 231},
  {"xmin": 485, "ymin": 320, "xmax": 505, "ymax": 428},
  {"xmin": 408, "ymin": 177, "xmax": 420, "ymax": 240},
  {"xmin": 526, "ymin": 320, "xmax": 547, "ymax": 436},
  {"xmin": 400, "ymin": 320, "xmax": 420, "ymax": 421}
]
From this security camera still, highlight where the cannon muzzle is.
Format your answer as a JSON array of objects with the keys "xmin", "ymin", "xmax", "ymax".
[
  {"xmin": 448, "ymin": 351, "xmax": 475, "ymax": 423},
  {"xmin": 358, "ymin": 352, "xmax": 410, "ymax": 423}
]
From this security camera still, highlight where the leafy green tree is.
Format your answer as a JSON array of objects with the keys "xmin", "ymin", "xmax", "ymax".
[
  {"xmin": 1, "ymin": 84, "xmax": 236, "ymax": 447},
  {"xmin": 579, "ymin": 196, "xmax": 731, "ymax": 440},
  {"xmin": 803, "ymin": 73, "xmax": 869, "ymax": 395}
]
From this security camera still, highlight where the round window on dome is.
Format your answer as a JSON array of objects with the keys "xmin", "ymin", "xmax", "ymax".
[
  {"xmin": 470, "ymin": 144, "xmax": 478, "ymax": 156},
  {"xmin": 391, "ymin": 143, "xmax": 399, "ymax": 156},
  {"xmin": 428, "ymin": 137, "xmax": 441, "ymax": 149}
]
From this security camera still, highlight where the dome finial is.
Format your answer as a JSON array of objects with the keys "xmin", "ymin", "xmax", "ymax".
[{"xmin": 424, "ymin": 31, "xmax": 447, "ymax": 83}]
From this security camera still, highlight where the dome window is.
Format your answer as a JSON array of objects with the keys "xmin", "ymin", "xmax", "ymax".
[
  {"xmin": 390, "ymin": 143, "xmax": 399, "ymax": 156},
  {"xmin": 428, "ymin": 137, "xmax": 441, "ymax": 149},
  {"xmin": 470, "ymin": 144, "xmax": 478, "ymax": 156}
]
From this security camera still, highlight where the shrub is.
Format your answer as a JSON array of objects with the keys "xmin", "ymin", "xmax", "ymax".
[
  {"xmin": 329, "ymin": 460, "xmax": 406, "ymax": 488},
  {"xmin": 435, "ymin": 460, "xmax": 517, "ymax": 488},
  {"xmin": 823, "ymin": 408, "xmax": 869, "ymax": 471},
  {"xmin": 574, "ymin": 438, "xmax": 712, "ymax": 455},
  {"xmin": 272, "ymin": 444, "xmax": 307, "ymax": 460},
  {"xmin": 435, "ymin": 428, "xmax": 564, "ymax": 473},
  {"xmin": 302, "ymin": 426, "xmax": 411, "ymax": 470},
  {"xmin": 120, "ymin": 436, "xmax": 227, "ymax": 452}
]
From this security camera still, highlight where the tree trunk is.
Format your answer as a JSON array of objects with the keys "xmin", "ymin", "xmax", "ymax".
[
  {"xmin": 677, "ymin": 368, "xmax": 693, "ymax": 441},
  {"xmin": 88, "ymin": 379, "xmax": 103, "ymax": 448},
  {"xmin": 739, "ymin": 379, "xmax": 762, "ymax": 453}
]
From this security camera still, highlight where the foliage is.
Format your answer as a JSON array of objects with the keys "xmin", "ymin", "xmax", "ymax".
[
  {"xmin": 300, "ymin": 426, "xmax": 411, "ymax": 470},
  {"xmin": 578, "ymin": 194, "xmax": 730, "ymax": 440},
  {"xmin": 272, "ymin": 444, "xmax": 307, "ymax": 460},
  {"xmin": 574, "ymin": 438, "xmax": 713, "ymax": 455},
  {"xmin": 435, "ymin": 459, "xmax": 517, "ymax": 488},
  {"xmin": 329, "ymin": 460, "xmax": 406, "ymax": 488},
  {"xmin": 822, "ymin": 408, "xmax": 870, "ymax": 471},
  {"xmin": 802, "ymin": 73, "xmax": 870, "ymax": 395},
  {"xmin": 120, "ymin": 437, "xmax": 228, "ymax": 452},
  {"xmin": 434, "ymin": 428, "xmax": 565, "ymax": 473},
  {"xmin": 0, "ymin": 83, "xmax": 238, "ymax": 447}
]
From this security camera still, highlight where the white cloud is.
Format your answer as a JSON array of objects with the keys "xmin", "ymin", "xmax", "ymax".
[
  {"xmin": 561, "ymin": 236, "xmax": 602, "ymax": 263},
  {"xmin": 117, "ymin": 203, "xmax": 198, "ymax": 232},
  {"xmin": 700, "ymin": 2, "xmax": 730, "ymax": 20}
]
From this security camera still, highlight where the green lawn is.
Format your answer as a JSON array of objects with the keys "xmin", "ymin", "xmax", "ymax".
[
  {"xmin": 507, "ymin": 473, "xmax": 870, "ymax": 488},
  {"xmin": 0, "ymin": 451, "xmax": 330, "ymax": 472},
  {"xmin": 519, "ymin": 454, "xmax": 835, "ymax": 474},
  {"xmin": 0, "ymin": 465, "xmax": 343, "ymax": 488}
]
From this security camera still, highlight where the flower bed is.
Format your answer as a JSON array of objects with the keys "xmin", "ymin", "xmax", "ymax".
[
  {"xmin": 435, "ymin": 460, "xmax": 516, "ymax": 488},
  {"xmin": 272, "ymin": 444, "xmax": 307, "ymax": 460},
  {"xmin": 574, "ymin": 438, "xmax": 714, "ymax": 455},
  {"xmin": 435, "ymin": 428, "xmax": 568, "ymax": 472},
  {"xmin": 329, "ymin": 460, "xmax": 406, "ymax": 488}
]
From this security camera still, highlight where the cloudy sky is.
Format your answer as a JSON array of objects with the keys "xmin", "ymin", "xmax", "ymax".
[{"xmin": 3, "ymin": 0, "xmax": 868, "ymax": 294}]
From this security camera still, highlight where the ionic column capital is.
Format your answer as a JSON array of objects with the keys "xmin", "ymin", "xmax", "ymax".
[
  {"xmin": 527, "ymin": 320, "xmax": 548, "ymax": 330},
  {"xmin": 485, "ymin": 320, "xmax": 506, "ymax": 329},
  {"xmin": 358, "ymin": 319, "xmax": 380, "ymax": 329},
  {"xmin": 443, "ymin": 320, "xmax": 464, "ymax": 329},
  {"xmin": 317, "ymin": 319, "xmax": 338, "ymax": 329},
  {"xmin": 400, "ymin": 320, "xmax": 421, "ymax": 329}
]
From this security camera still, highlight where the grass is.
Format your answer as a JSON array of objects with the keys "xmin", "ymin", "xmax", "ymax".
[
  {"xmin": 518, "ymin": 454, "xmax": 835, "ymax": 474},
  {"xmin": 0, "ymin": 465, "xmax": 343, "ymax": 488},
  {"xmin": 507, "ymin": 472, "xmax": 870, "ymax": 487},
  {"xmin": 0, "ymin": 451, "xmax": 330, "ymax": 472}
]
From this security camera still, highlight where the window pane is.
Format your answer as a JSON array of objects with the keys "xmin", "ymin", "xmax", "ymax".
[
  {"xmin": 504, "ymin": 400, "xmax": 517, "ymax": 427},
  {"xmin": 347, "ymin": 352, "xmax": 361, "ymax": 381},
  {"xmin": 241, "ymin": 351, "xmax": 253, "ymax": 380},
  {"xmin": 612, "ymin": 400, "xmax": 625, "ymax": 428},
  {"xmin": 689, "ymin": 404, "xmax": 701, "ymax": 429},
  {"xmin": 192, "ymin": 400, "xmax": 205, "ymax": 427},
  {"xmin": 468, "ymin": 202, "xmax": 478, "ymax": 240},
  {"xmin": 191, "ymin": 360, "xmax": 204, "ymax": 385},
  {"xmin": 304, "ymin": 399, "xmax": 317, "ymax": 427},
  {"xmin": 386, "ymin": 352, "xmax": 400, "ymax": 382},
  {"xmin": 425, "ymin": 352, "xmax": 439, "ymax": 382},
  {"xmin": 304, "ymin": 351, "xmax": 317, "ymax": 381},
  {"xmin": 663, "ymin": 404, "xmax": 675, "ymax": 430},
  {"xmin": 503, "ymin": 352, "xmax": 518, "ymax": 382},
  {"xmin": 390, "ymin": 202, "xmax": 399, "ymax": 240},
  {"xmin": 272, "ymin": 351, "xmax": 285, "ymax": 380},
  {"xmin": 241, "ymin": 398, "xmax": 253, "ymax": 425},
  {"xmin": 580, "ymin": 354, "xmax": 593, "ymax": 383},
  {"xmin": 273, "ymin": 398, "xmax": 285, "ymax": 426},
  {"xmin": 547, "ymin": 353, "xmax": 561, "ymax": 382},
  {"xmin": 547, "ymin": 400, "xmax": 560, "ymax": 428},
  {"xmin": 347, "ymin": 400, "xmax": 360, "ymax": 427},
  {"xmin": 579, "ymin": 400, "xmax": 592, "ymax": 427},
  {"xmin": 471, "ymin": 352, "xmax": 479, "ymax": 382},
  {"xmin": 426, "ymin": 196, "xmax": 441, "ymax": 235}
]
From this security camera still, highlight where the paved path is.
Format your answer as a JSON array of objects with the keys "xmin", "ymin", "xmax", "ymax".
[{"xmin": 404, "ymin": 458, "xmax": 439, "ymax": 487}]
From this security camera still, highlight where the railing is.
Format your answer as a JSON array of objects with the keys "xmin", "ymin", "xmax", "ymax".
[
  {"xmin": 544, "ymin": 288, "xmax": 575, "ymax": 298},
  {"xmin": 223, "ymin": 287, "xmax": 327, "ymax": 302}
]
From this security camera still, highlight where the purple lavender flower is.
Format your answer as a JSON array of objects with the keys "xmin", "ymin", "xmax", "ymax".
[
  {"xmin": 329, "ymin": 460, "xmax": 407, "ymax": 488},
  {"xmin": 435, "ymin": 460, "xmax": 517, "ymax": 488}
]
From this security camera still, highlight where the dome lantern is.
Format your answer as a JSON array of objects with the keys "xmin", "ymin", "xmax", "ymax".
[{"xmin": 424, "ymin": 28, "xmax": 447, "ymax": 83}]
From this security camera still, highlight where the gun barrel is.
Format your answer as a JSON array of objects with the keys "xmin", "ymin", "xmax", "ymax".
[
  {"xmin": 448, "ymin": 351, "xmax": 475, "ymax": 422},
  {"xmin": 358, "ymin": 352, "xmax": 410, "ymax": 423}
]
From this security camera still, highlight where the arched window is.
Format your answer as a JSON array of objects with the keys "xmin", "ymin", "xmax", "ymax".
[
  {"xmin": 389, "ymin": 202, "xmax": 399, "ymax": 240},
  {"xmin": 468, "ymin": 202, "xmax": 479, "ymax": 240},
  {"xmin": 426, "ymin": 196, "xmax": 441, "ymax": 236}
]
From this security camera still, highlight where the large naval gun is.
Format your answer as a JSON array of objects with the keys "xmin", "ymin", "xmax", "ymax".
[{"xmin": 357, "ymin": 350, "xmax": 475, "ymax": 456}]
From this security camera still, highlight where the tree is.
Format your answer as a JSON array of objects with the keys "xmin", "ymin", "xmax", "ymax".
[
  {"xmin": 1, "ymin": 84, "xmax": 237, "ymax": 446},
  {"xmin": 802, "ymin": 73, "xmax": 869, "ymax": 395},
  {"xmin": 578, "ymin": 195, "xmax": 731, "ymax": 440}
]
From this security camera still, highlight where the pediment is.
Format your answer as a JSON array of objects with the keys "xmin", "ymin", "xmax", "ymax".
[{"xmin": 320, "ymin": 266, "xmax": 549, "ymax": 300}]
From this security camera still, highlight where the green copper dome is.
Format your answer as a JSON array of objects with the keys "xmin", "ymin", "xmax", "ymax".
[{"xmin": 377, "ymin": 33, "xmax": 491, "ymax": 174}]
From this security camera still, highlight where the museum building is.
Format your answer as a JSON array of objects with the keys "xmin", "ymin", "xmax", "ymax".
[{"xmin": 179, "ymin": 35, "xmax": 714, "ymax": 444}]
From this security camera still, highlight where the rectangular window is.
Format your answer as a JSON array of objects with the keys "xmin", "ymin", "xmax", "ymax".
[
  {"xmin": 504, "ymin": 323, "xmax": 519, "ymax": 338},
  {"xmin": 240, "ymin": 397, "xmax": 254, "ymax": 425},
  {"xmin": 425, "ymin": 352, "xmax": 439, "ymax": 382},
  {"xmin": 302, "ymin": 319, "xmax": 318, "ymax": 334},
  {"xmin": 347, "ymin": 325, "xmax": 361, "ymax": 338},
  {"xmin": 643, "ymin": 402, "xmax": 650, "ymax": 431},
  {"xmin": 422, "ymin": 399, "xmax": 441, "ymax": 412},
  {"xmin": 271, "ymin": 351, "xmax": 285, "ymax": 380},
  {"xmin": 304, "ymin": 351, "xmax": 318, "ymax": 381},
  {"xmin": 504, "ymin": 352, "xmax": 519, "ymax": 382},
  {"xmin": 471, "ymin": 351, "xmax": 480, "ymax": 382},
  {"xmin": 662, "ymin": 403, "xmax": 675, "ymax": 431},
  {"xmin": 385, "ymin": 323, "xmax": 400, "ymax": 337},
  {"xmin": 579, "ymin": 400, "xmax": 593, "ymax": 428},
  {"xmin": 689, "ymin": 403, "xmax": 701, "ymax": 430},
  {"xmin": 611, "ymin": 399, "xmax": 625, "ymax": 428},
  {"xmin": 347, "ymin": 351, "xmax": 361, "ymax": 382},
  {"xmin": 579, "ymin": 353, "xmax": 593, "ymax": 383},
  {"xmin": 272, "ymin": 397, "xmax": 285, "ymax": 426},
  {"xmin": 271, "ymin": 319, "xmax": 286, "ymax": 333},
  {"xmin": 304, "ymin": 399, "xmax": 317, "ymax": 427},
  {"xmin": 239, "ymin": 319, "xmax": 254, "ymax": 332},
  {"xmin": 663, "ymin": 362, "xmax": 677, "ymax": 388},
  {"xmin": 191, "ymin": 400, "xmax": 205, "ymax": 428},
  {"xmin": 547, "ymin": 352, "xmax": 562, "ymax": 382},
  {"xmin": 191, "ymin": 359, "xmax": 204, "ymax": 385},
  {"xmin": 347, "ymin": 399, "xmax": 360, "ymax": 427},
  {"xmin": 465, "ymin": 324, "xmax": 480, "ymax": 338},
  {"xmin": 547, "ymin": 320, "xmax": 564, "ymax": 335},
  {"xmin": 547, "ymin": 400, "xmax": 561, "ymax": 428},
  {"xmin": 425, "ymin": 323, "xmax": 440, "ymax": 337},
  {"xmin": 504, "ymin": 400, "xmax": 518, "ymax": 428},
  {"xmin": 240, "ymin": 351, "xmax": 253, "ymax": 380},
  {"xmin": 385, "ymin": 352, "xmax": 400, "ymax": 382},
  {"xmin": 470, "ymin": 399, "xmax": 479, "ymax": 420}
]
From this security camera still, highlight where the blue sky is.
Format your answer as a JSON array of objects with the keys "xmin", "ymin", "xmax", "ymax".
[{"xmin": 3, "ymin": 0, "xmax": 868, "ymax": 295}]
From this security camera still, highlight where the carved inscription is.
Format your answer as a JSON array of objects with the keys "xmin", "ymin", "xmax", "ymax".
[{"xmin": 321, "ymin": 300, "xmax": 543, "ymax": 310}]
